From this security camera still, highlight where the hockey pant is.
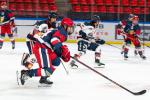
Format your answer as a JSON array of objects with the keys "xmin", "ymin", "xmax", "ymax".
[
  {"xmin": 123, "ymin": 37, "xmax": 144, "ymax": 56},
  {"xmin": 27, "ymin": 43, "xmax": 61, "ymax": 77}
]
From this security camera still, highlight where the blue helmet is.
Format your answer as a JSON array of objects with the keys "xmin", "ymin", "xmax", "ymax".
[
  {"xmin": 128, "ymin": 14, "xmax": 134, "ymax": 19},
  {"xmin": 48, "ymin": 12, "xmax": 57, "ymax": 19},
  {"xmin": 91, "ymin": 15, "xmax": 100, "ymax": 23}
]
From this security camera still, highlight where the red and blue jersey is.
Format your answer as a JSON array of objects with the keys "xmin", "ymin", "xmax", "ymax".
[
  {"xmin": 0, "ymin": 9, "xmax": 15, "ymax": 26},
  {"xmin": 33, "ymin": 26, "xmax": 68, "ymax": 68},
  {"xmin": 124, "ymin": 23, "xmax": 141, "ymax": 35},
  {"xmin": 42, "ymin": 26, "xmax": 67, "ymax": 57}
]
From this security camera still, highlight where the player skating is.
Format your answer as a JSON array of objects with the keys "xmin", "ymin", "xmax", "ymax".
[
  {"xmin": 70, "ymin": 15, "xmax": 105, "ymax": 68},
  {"xmin": 0, "ymin": 1, "xmax": 16, "ymax": 49},
  {"xmin": 117, "ymin": 15, "xmax": 146, "ymax": 60},
  {"xmin": 20, "ymin": 12, "xmax": 58, "ymax": 85},
  {"xmin": 117, "ymin": 14, "xmax": 135, "ymax": 54},
  {"xmin": 18, "ymin": 18, "xmax": 74, "ymax": 86},
  {"xmin": 26, "ymin": 12, "xmax": 57, "ymax": 54}
]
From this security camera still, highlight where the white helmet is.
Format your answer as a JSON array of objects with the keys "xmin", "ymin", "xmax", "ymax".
[{"xmin": 38, "ymin": 24, "xmax": 48, "ymax": 33}]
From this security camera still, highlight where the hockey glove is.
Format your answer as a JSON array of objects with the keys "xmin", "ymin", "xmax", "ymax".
[{"xmin": 61, "ymin": 45, "xmax": 70, "ymax": 62}]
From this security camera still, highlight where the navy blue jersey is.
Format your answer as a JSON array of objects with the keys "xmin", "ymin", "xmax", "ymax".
[
  {"xmin": 41, "ymin": 26, "xmax": 68, "ymax": 57},
  {"xmin": 124, "ymin": 23, "xmax": 141, "ymax": 35}
]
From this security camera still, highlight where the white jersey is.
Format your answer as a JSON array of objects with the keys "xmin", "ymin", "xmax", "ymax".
[{"xmin": 75, "ymin": 23, "xmax": 102, "ymax": 40}]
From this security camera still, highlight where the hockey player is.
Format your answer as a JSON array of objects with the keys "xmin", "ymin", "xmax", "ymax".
[
  {"xmin": 19, "ymin": 18, "xmax": 74, "ymax": 85},
  {"xmin": 70, "ymin": 15, "xmax": 105, "ymax": 67},
  {"xmin": 116, "ymin": 14, "xmax": 135, "ymax": 54},
  {"xmin": 26, "ymin": 12, "xmax": 58, "ymax": 54},
  {"xmin": 0, "ymin": 1, "xmax": 15, "ymax": 49},
  {"xmin": 120, "ymin": 16, "xmax": 146, "ymax": 60}
]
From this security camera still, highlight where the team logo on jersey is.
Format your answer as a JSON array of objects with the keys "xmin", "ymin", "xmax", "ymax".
[{"xmin": 0, "ymin": 16, "xmax": 4, "ymax": 23}]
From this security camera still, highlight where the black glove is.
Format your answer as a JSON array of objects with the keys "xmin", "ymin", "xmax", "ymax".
[
  {"xmin": 96, "ymin": 39, "xmax": 105, "ymax": 45},
  {"xmin": 116, "ymin": 24, "xmax": 123, "ymax": 29}
]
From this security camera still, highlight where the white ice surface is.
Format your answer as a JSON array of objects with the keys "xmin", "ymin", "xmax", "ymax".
[{"xmin": 0, "ymin": 42, "xmax": 150, "ymax": 100}]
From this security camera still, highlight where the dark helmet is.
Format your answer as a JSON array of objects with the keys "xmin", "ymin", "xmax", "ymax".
[
  {"xmin": 128, "ymin": 14, "xmax": 135, "ymax": 19},
  {"xmin": 48, "ymin": 12, "xmax": 57, "ymax": 19},
  {"xmin": 91, "ymin": 15, "xmax": 100, "ymax": 25},
  {"xmin": 93, "ymin": 15, "xmax": 100, "ymax": 20}
]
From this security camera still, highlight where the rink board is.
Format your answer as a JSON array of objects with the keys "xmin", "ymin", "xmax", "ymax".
[{"xmin": 5, "ymin": 18, "xmax": 150, "ymax": 45}]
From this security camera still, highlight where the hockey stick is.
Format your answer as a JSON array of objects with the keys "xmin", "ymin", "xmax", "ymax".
[
  {"xmin": 71, "ymin": 56, "xmax": 146, "ymax": 95},
  {"xmin": 61, "ymin": 60, "xmax": 69, "ymax": 75},
  {"xmin": 105, "ymin": 43, "xmax": 122, "ymax": 50}
]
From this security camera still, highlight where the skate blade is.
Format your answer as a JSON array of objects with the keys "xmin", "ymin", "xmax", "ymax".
[
  {"xmin": 94, "ymin": 66, "xmax": 105, "ymax": 68},
  {"xmin": 70, "ymin": 65, "xmax": 78, "ymax": 69},
  {"xmin": 38, "ymin": 84, "xmax": 52, "ymax": 88},
  {"xmin": 94, "ymin": 63, "xmax": 105, "ymax": 68},
  {"xmin": 124, "ymin": 58, "xmax": 128, "ymax": 60},
  {"xmin": 16, "ymin": 70, "xmax": 21, "ymax": 86},
  {"xmin": 21, "ymin": 53, "xmax": 26, "ymax": 65}
]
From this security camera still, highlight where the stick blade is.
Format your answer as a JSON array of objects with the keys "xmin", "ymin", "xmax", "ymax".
[{"xmin": 133, "ymin": 90, "xmax": 146, "ymax": 95}]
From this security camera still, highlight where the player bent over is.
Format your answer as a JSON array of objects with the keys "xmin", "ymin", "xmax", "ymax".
[
  {"xmin": 19, "ymin": 18, "xmax": 74, "ymax": 85},
  {"xmin": 26, "ymin": 12, "xmax": 57, "ymax": 54}
]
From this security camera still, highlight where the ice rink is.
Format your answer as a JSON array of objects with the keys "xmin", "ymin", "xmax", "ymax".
[{"xmin": 0, "ymin": 42, "xmax": 150, "ymax": 100}]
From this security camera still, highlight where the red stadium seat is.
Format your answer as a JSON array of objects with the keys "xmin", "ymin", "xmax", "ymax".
[
  {"xmin": 32, "ymin": 0, "xmax": 39, "ymax": 3},
  {"xmin": 41, "ymin": 4, "xmax": 49, "ymax": 11},
  {"xmin": 70, "ymin": 0, "xmax": 78, "ymax": 4},
  {"xmin": 72, "ymin": 5, "xmax": 81, "ymax": 12},
  {"xmin": 16, "ymin": 4, "xmax": 24, "ymax": 11},
  {"xmin": 81, "ymin": 5, "xmax": 89, "ymax": 12},
  {"xmin": 23, "ymin": 0, "xmax": 32, "ymax": 3},
  {"xmin": 17, "ymin": 11, "xmax": 25, "ymax": 16},
  {"xmin": 147, "ymin": 0, "xmax": 150, "ymax": 7},
  {"xmin": 47, "ymin": 0, "xmax": 55, "ymax": 4},
  {"xmin": 130, "ymin": 0, "xmax": 137, "ymax": 6},
  {"xmin": 123, "ymin": 7, "xmax": 132, "ymax": 14},
  {"xmin": 141, "ymin": 7, "xmax": 149, "ymax": 14},
  {"xmin": 116, "ymin": 7, "xmax": 123, "ymax": 13},
  {"xmin": 9, "ymin": 0, "xmax": 15, "ymax": 2},
  {"xmin": 9, "ymin": 3, "xmax": 16, "ymax": 11},
  {"xmin": 95, "ymin": 0, "xmax": 103, "ymax": 5},
  {"xmin": 49, "ymin": 4, "xmax": 57, "ymax": 12},
  {"xmin": 138, "ymin": 0, "xmax": 145, "ymax": 7},
  {"xmin": 122, "ymin": 0, "xmax": 129, "ymax": 6},
  {"xmin": 132, "ymin": 7, "xmax": 140, "ymax": 14},
  {"xmin": 79, "ymin": 0, "xmax": 87, "ymax": 5},
  {"xmin": 24, "ymin": 4, "xmax": 33, "ymax": 11},
  {"xmin": 97, "ymin": 6, "xmax": 106, "ymax": 13},
  {"xmin": 90, "ymin": 6, "xmax": 97, "ymax": 12},
  {"xmin": 87, "ymin": 0, "xmax": 95, "ymax": 5},
  {"xmin": 113, "ymin": 0, "xmax": 120, "ymax": 6},
  {"xmin": 105, "ymin": 0, "xmax": 112, "ymax": 5},
  {"xmin": 15, "ymin": 0, "xmax": 23, "ymax": 2},
  {"xmin": 38, "ymin": 12, "xmax": 48, "ymax": 17},
  {"xmin": 39, "ymin": 0, "xmax": 47, "ymax": 3},
  {"xmin": 107, "ymin": 6, "xmax": 115, "ymax": 13},
  {"xmin": 33, "ymin": 5, "xmax": 41, "ymax": 11},
  {"xmin": 26, "ymin": 11, "xmax": 35, "ymax": 17}
]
